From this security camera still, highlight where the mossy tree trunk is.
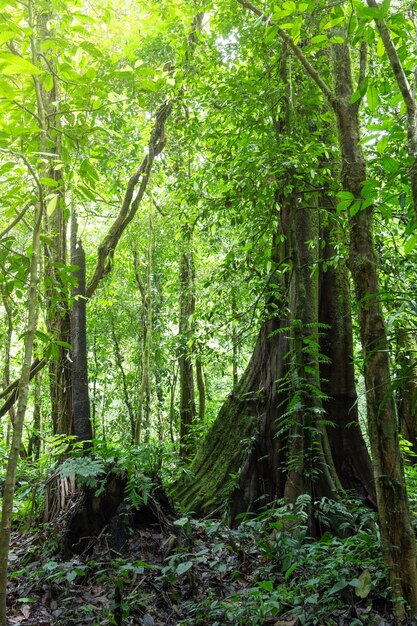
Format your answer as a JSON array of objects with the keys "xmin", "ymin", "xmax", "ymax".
[
  {"xmin": 174, "ymin": 195, "xmax": 375, "ymax": 521},
  {"xmin": 1, "ymin": 291, "xmax": 16, "ymax": 436},
  {"xmin": 28, "ymin": 372, "xmax": 42, "ymax": 461},
  {"xmin": 319, "ymin": 201, "xmax": 375, "ymax": 504},
  {"xmin": 283, "ymin": 194, "xmax": 343, "ymax": 520},
  {"xmin": 195, "ymin": 356, "xmax": 205, "ymax": 422},
  {"xmin": 175, "ymin": 307, "xmax": 289, "ymax": 515},
  {"xmin": 32, "ymin": 7, "xmax": 72, "ymax": 437}
]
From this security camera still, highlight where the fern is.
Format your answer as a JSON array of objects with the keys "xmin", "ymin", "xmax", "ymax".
[{"xmin": 59, "ymin": 457, "xmax": 105, "ymax": 488}]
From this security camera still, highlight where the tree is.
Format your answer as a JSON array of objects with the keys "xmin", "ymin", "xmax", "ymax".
[
  {"xmin": 232, "ymin": 1, "xmax": 417, "ymax": 617},
  {"xmin": 175, "ymin": 27, "xmax": 374, "ymax": 524}
]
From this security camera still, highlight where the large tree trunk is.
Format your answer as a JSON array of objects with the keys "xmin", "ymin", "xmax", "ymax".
[
  {"xmin": 175, "ymin": 199, "xmax": 375, "ymax": 521},
  {"xmin": 31, "ymin": 8, "xmax": 72, "ymax": 437},
  {"xmin": 319, "ymin": 202, "xmax": 375, "ymax": 505},
  {"xmin": 283, "ymin": 194, "xmax": 343, "ymax": 520},
  {"xmin": 175, "ymin": 312, "xmax": 289, "ymax": 515}
]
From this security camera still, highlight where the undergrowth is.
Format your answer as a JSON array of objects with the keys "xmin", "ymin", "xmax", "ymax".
[{"xmin": 6, "ymin": 494, "xmax": 391, "ymax": 626}]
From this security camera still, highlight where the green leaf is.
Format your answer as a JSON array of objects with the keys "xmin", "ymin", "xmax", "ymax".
[
  {"xmin": 399, "ymin": 191, "xmax": 407, "ymax": 209},
  {"xmin": 366, "ymin": 83, "xmax": 379, "ymax": 113},
  {"xmin": 40, "ymin": 177, "xmax": 59, "ymax": 187},
  {"xmin": 176, "ymin": 561, "xmax": 193, "ymax": 576},
  {"xmin": 380, "ymin": 0, "xmax": 391, "ymax": 18},
  {"xmin": 352, "ymin": 569, "xmax": 372, "ymax": 598},
  {"xmin": 0, "ymin": 53, "xmax": 42, "ymax": 75},
  {"xmin": 350, "ymin": 77, "xmax": 368, "ymax": 104},
  {"xmin": 284, "ymin": 562, "xmax": 299, "ymax": 579},
  {"xmin": 46, "ymin": 195, "xmax": 58, "ymax": 216},
  {"xmin": 404, "ymin": 235, "xmax": 417, "ymax": 254},
  {"xmin": 0, "ymin": 31, "xmax": 16, "ymax": 46},
  {"xmin": 349, "ymin": 200, "xmax": 362, "ymax": 216},
  {"xmin": 66, "ymin": 570, "xmax": 77, "ymax": 583},
  {"xmin": 258, "ymin": 580, "xmax": 274, "ymax": 591},
  {"xmin": 377, "ymin": 135, "xmax": 389, "ymax": 154},
  {"xmin": 383, "ymin": 156, "xmax": 400, "ymax": 174},
  {"xmin": 377, "ymin": 37, "xmax": 385, "ymax": 57},
  {"xmin": 328, "ymin": 579, "xmax": 348, "ymax": 595},
  {"xmin": 336, "ymin": 191, "xmax": 354, "ymax": 201},
  {"xmin": 323, "ymin": 16, "xmax": 345, "ymax": 30},
  {"xmin": 311, "ymin": 35, "xmax": 327, "ymax": 44}
]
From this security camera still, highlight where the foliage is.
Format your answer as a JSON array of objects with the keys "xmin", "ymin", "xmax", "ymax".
[
  {"xmin": 5, "ymin": 497, "xmax": 390, "ymax": 626},
  {"xmin": 2, "ymin": 0, "xmax": 417, "ymax": 621}
]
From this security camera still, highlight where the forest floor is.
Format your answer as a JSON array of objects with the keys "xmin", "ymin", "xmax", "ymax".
[{"xmin": 5, "ymin": 488, "xmax": 396, "ymax": 626}]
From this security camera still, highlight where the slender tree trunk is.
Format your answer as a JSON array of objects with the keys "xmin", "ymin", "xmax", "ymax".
[
  {"xmin": 231, "ymin": 288, "xmax": 239, "ymax": 389},
  {"xmin": 1, "ymin": 292, "xmax": 16, "ymax": 430},
  {"xmin": 332, "ymin": 39, "xmax": 417, "ymax": 620},
  {"xmin": 169, "ymin": 364, "xmax": 178, "ymax": 444},
  {"xmin": 0, "ymin": 200, "xmax": 42, "ymax": 626},
  {"xmin": 28, "ymin": 373, "xmax": 42, "ymax": 461},
  {"xmin": 133, "ymin": 209, "xmax": 153, "ymax": 444},
  {"xmin": 195, "ymin": 357, "xmax": 205, "ymax": 422},
  {"xmin": 396, "ymin": 331, "xmax": 417, "ymax": 460},
  {"xmin": 70, "ymin": 214, "xmax": 92, "ymax": 446},
  {"xmin": 111, "ymin": 321, "xmax": 136, "ymax": 443},
  {"xmin": 178, "ymin": 226, "xmax": 196, "ymax": 459}
]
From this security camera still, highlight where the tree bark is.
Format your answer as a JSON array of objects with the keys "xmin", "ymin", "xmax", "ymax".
[
  {"xmin": 28, "ymin": 373, "xmax": 42, "ymax": 461},
  {"xmin": 319, "ymin": 200, "xmax": 375, "ymax": 505},
  {"xmin": 178, "ymin": 227, "xmax": 197, "ymax": 459},
  {"xmin": 284, "ymin": 194, "xmax": 343, "ymax": 519},
  {"xmin": 396, "ymin": 331, "xmax": 417, "ymax": 461},
  {"xmin": 196, "ymin": 357, "xmax": 205, "ymax": 422},
  {"xmin": 133, "ymin": 209, "xmax": 153, "ymax": 444},
  {"xmin": 31, "ymin": 6, "xmax": 72, "ymax": 437},
  {"xmin": 70, "ymin": 215, "xmax": 93, "ymax": 446},
  {"xmin": 111, "ymin": 321, "xmax": 136, "ymax": 443}
]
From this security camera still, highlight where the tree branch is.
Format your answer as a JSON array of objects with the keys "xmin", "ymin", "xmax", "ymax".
[
  {"xmin": 366, "ymin": 0, "xmax": 415, "ymax": 118},
  {"xmin": 236, "ymin": 0, "xmax": 336, "ymax": 107},
  {"xmin": 0, "ymin": 202, "xmax": 33, "ymax": 239},
  {"xmin": 0, "ymin": 358, "xmax": 47, "ymax": 419},
  {"xmin": 86, "ymin": 99, "xmax": 173, "ymax": 299}
]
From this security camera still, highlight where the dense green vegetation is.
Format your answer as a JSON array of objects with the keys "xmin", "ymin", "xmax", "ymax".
[{"xmin": 2, "ymin": 0, "xmax": 417, "ymax": 623}]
